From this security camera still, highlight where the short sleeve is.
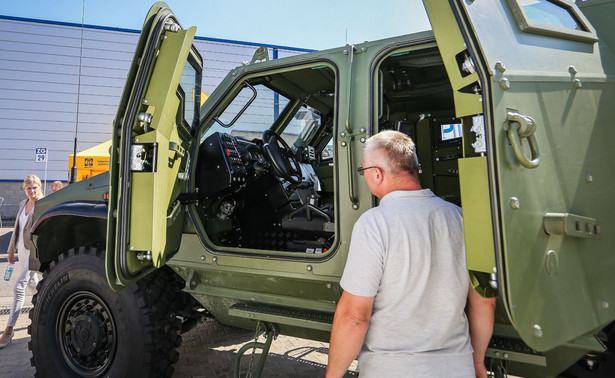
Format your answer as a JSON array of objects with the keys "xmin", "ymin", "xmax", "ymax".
[{"xmin": 339, "ymin": 212, "xmax": 386, "ymax": 297}]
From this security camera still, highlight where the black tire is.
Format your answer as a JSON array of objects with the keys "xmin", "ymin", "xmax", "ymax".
[{"xmin": 28, "ymin": 245, "xmax": 183, "ymax": 377}]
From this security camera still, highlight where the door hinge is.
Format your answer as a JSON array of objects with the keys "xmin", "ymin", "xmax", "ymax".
[{"xmin": 177, "ymin": 189, "xmax": 199, "ymax": 204}]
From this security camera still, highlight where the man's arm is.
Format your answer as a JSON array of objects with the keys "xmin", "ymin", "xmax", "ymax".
[
  {"xmin": 466, "ymin": 283, "xmax": 497, "ymax": 378},
  {"xmin": 326, "ymin": 290, "xmax": 374, "ymax": 378}
]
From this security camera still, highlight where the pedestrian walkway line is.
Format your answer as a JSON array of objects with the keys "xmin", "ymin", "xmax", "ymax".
[{"xmin": 0, "ymin": 306, "xmax": 32, "ymax": 315}]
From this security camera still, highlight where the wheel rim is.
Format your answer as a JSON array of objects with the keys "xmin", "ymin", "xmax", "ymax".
[{"xmin": 56, "ymin": 291, "xmax": 117, "ymax": 377}]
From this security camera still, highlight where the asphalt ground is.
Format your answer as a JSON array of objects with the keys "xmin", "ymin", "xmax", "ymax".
[{"xmin": 0, "ymin": 227, "xmax": 358, "ymax": 377}]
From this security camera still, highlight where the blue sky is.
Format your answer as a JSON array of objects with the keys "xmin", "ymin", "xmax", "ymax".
[{"xmin": 0, "ymin": 0, "xmax": 432, "ymax": 50}]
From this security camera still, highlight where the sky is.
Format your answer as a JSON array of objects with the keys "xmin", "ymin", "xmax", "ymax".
[{"xmin": 0, "ymin": 0, "xmax": 432, "ymax": 50}]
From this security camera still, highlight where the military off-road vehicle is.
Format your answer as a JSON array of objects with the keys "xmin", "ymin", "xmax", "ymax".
[{"xmin": 27, "ymin": 0, "xmax": 615, "ymax": 377}]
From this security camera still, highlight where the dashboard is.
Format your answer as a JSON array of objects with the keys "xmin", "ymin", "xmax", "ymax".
[{"xmin": 196, "ymin": 132, "xmax": 269, "ymax": 198}]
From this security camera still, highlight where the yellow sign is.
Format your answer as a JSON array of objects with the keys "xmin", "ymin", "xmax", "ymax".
[{"xmin": 68, "ymin": 140, "xmax": 111, "ymax": 181}]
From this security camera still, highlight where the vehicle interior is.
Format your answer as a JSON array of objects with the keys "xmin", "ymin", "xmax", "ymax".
[
  {"xmin": 193, "ymin": 45, "xmax": 475, "ymax": 254},
  {"xmin": 376, "ymin": 46, "xmax": 474, "ymax": 206},
  {"xmin": 195, "ymin": 64, "xmax": 337, "ymax": 253}
]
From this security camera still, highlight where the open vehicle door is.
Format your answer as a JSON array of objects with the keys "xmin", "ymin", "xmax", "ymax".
[
  {"xmin": 423, "ymin": 0, "xmax": 615, "ymax": 351},
  {"xmin": 106, "ymin": 2, "xmax": 202, "ymax": 289}
]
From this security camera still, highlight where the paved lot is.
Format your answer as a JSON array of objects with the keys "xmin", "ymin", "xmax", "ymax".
[
  {"xmin": 0, "ymin": 312, "xmax": 357, "ymax": 378},
  {"xmin": 0, "ymin": 227, "xmax": 357, "ymax": 377}
]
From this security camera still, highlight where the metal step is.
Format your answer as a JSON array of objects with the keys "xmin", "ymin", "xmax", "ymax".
[{"xmin": 229, "ymin": 302, "xmax": 333, "ymax": 331}]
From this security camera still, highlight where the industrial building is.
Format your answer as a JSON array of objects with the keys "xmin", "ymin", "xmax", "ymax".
[{"xmin": 0, "ymin": 15, "xmax": 309, "ymax": 221}]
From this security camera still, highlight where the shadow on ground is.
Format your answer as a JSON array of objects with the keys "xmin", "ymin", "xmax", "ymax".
[{"xmin": 174, "ymin": 319, "xmax": 357, "ymax": 378}]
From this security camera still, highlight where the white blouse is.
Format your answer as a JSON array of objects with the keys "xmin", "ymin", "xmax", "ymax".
[{"xmin": 16, "ymin": 205, "xmax": 29, "ymax": 253}]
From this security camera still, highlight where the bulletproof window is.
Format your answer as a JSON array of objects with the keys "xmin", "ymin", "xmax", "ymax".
[
  {"xmin": 520, "ymin": 0, "xmax": 585, "ymax": 31},
  {"xmin": 506, "ymin": 0, "xmax": 597, "ymax": 43},
  {"xmin": 177, "ymin": 57, "xmax": 201, "ymax": 132}
]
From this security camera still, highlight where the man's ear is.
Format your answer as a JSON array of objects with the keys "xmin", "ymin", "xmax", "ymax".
[{"xmin": 374, "ymin": 168, "xmax": 384, "ymax": 184}]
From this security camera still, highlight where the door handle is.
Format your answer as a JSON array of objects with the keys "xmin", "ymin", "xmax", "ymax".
[
  {"xmin": 169, "ymin": 141, "xmax": 185, "ymax": 159},
  {"xmin": 505, "ymin": 112, "xmax": 541, "ymax": 169}
]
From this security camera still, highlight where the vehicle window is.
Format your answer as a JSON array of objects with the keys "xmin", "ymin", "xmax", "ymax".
[
  {"xmin": 505, "ymin": 0, "xmax": 596, "ymax": 43},
  {"xmin": 204, "ymin": 84, "xmax": 323, "ymax": 148},
  {"xmin": 178, "ymin": 59, "xmax": 201, "ymax": 130},
  {"xmin": 519, "ymin": 0, "xmax": 585, "ymax": 31}
]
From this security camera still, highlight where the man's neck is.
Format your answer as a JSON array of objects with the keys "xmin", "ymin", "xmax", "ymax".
[{"xmin": 378, "ymin": 175, "xmax": 421, "ymax": 198}]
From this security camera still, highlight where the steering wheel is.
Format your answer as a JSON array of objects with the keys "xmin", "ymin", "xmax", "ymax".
[{"xmin": 262, "ymin": 129, "xmax": 302, "ymax": 184}]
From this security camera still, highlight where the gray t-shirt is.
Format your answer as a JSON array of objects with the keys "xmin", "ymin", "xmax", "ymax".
[{"xmin": 340, "ymin": 189, "xmax": 473, "ymax": 377}]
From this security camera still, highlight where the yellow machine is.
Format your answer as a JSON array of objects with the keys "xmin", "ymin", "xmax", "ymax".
[{"xmin": 68, "ymin": 140, "xmax": 111, "ymax": 182}]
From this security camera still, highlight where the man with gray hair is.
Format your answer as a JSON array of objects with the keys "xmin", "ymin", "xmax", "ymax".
[
  {"xmin": 51, "ymin": 180, "xmax": 63, "ymax": 192},
  {"xmin": 326, "ymin": 130, "xmax": 495, "ymax": 377}
]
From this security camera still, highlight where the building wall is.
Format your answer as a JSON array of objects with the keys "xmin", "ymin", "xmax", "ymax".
[{"xmin": 0, "ymin": 16, "xmax": 310, "ymax": 221}]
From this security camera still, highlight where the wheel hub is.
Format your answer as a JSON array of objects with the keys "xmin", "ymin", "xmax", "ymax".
[
  {"xmin": 58, "ymin": 293, "xmax": 116, "ymax": 376},
  {"xmin": 70, "ymin": 313, "xmax": 105, "ymax": 356}
]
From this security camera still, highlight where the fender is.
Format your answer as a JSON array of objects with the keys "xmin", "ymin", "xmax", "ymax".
[{"xmin": 31, "ymin": 201, "xmax": 108, "ymax": 270}]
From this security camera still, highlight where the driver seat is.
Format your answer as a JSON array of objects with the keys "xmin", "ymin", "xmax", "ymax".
[
  {"xmin": 281, "ymin": 199, "xmax": 334, "ymax": 234},
  {"xmin": 281, "ymin": 163, "xmax": 334, "ymax": 234}
]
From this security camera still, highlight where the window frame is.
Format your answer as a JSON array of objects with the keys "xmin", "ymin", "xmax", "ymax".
[{"xmin": 505, "ymin": 0, "xmax": 598, "ymax": 43}]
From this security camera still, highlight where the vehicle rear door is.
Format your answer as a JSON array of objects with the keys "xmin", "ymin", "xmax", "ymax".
[
  {"xmin": 423, "ymin": 0, "xmax": 615, "ymax": 351},
  {"xmin": 106, "ymin": 3, "xmax": 202, "ymax": 289}
]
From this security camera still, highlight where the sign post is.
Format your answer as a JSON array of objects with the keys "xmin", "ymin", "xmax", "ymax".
[{"xmin": 35, "ymin": 148, "xmax": 48, "ymax": 195}]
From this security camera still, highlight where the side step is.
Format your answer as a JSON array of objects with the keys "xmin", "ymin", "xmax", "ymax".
[{"xmin": 229, "ymin": 302, "xmax": 333, "ymax": 331}]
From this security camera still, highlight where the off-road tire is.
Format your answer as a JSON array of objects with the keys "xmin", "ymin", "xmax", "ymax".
[{"xmin": 28, "ymin": 245, "xmax": 183, "ymax": 377}]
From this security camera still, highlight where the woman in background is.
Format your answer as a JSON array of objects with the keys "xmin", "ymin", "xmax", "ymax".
[{"xmin": 0, "ymin": 175, "xmax": 44, "ymax": 348}]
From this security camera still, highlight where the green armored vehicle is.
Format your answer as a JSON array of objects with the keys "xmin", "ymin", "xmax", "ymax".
[{"xmin": 27, "ymin": 1, "xmax": 615, "ymax": 376}]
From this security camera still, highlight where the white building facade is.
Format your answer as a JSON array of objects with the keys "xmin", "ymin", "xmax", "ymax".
[{"xmin": 0, "ymin": 15, "xmax": 310, "ymax": 220}]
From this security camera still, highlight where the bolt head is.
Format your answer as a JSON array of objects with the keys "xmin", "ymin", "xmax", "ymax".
[
  {"xmin": 510, "ymin": 197, "xmax": 520, "ymax": 210},
  {"xmin": 499, "ymin": 78, "xmax": 510, "ymax": 90},
  {"xmin": 573, "ymin": 79, "xmax": 582, "ymax": 89}
]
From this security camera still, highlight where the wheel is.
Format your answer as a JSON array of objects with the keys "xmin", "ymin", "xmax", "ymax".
[
  {"xmin": 28, "ymin": 245, "xmax": 183, "ymax": 378},
  {"xmin": 262, "ymin": 129, "xmax": 302, "ymax": 184}
]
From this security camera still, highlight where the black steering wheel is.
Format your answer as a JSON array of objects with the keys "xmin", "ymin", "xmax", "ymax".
[{"xmin": 262, "ymin": 129, "xmax": 302, "ymax": 184}]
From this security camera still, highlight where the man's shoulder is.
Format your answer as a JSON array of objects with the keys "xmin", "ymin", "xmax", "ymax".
[
  {"xmin": 431, "ymin": 195, "xmax": 461, "ymax": 210},
  {"xmin": 355, "ymin": 205, "xmax": 386, "ymax": 227}
]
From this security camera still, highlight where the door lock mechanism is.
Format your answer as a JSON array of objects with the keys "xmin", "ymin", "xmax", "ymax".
[{"xmin": 130, "ymin": 143, "xmax": 157, "ymax": 172}]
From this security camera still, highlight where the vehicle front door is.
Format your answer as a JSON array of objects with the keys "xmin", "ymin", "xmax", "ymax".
[{"xmin": 106, "ymin": 3, "xmax": 202, "ymax": 289}]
